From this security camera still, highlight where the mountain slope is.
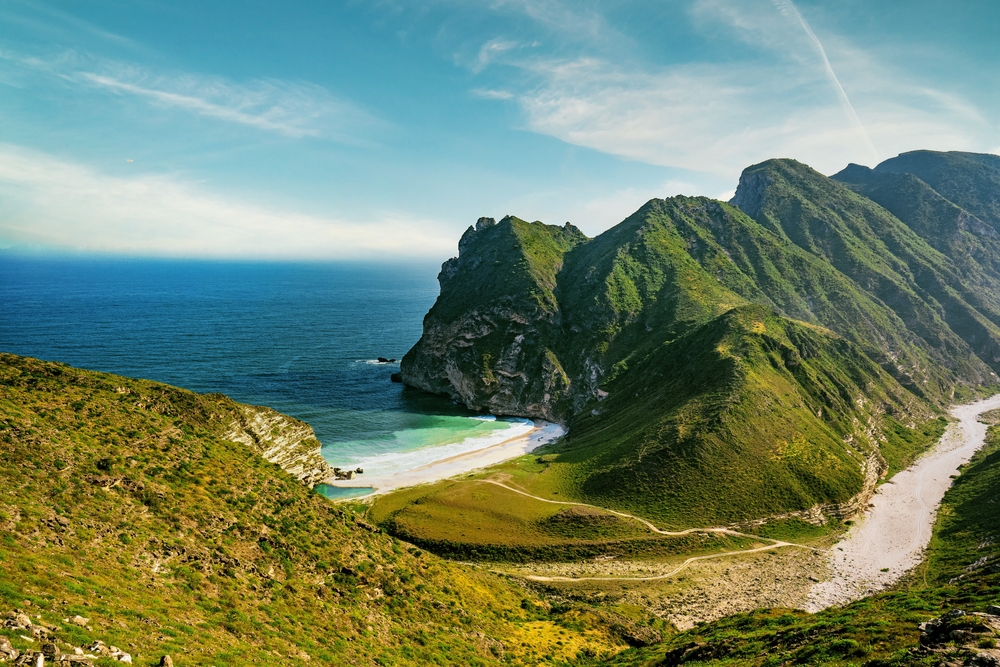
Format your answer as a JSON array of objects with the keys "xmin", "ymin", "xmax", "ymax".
[
  {"xmin": 0, "ymin": 353, "xmax": 626, "ymax": 665},
  {"xmin": 402, "ymin": 215, "xmax": 587, "ymax": 421},
  {"xmin": 601, "ymin": 419, "xmax": 1000, "ymax": 667},
  {"xmin": 875, "ymin": 149, "xmax": 1000, "ymax": 231},
  {"xmin": 554, "ymin": 305, "xmax": 929, "ymax": 526},
  {"xmin": 833, "ymin": 161, "xmax": 1000, "ymax": 325},
  {"xmin": 733, "ymin": 158, "xmax": 1000, "ymax": 392}
]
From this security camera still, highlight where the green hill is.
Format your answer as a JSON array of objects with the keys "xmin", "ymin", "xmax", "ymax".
[
  {"xmin": 600, "ymin": 419, "xmax": 1000, "ymax": 666},
  {"xmin": 0, "ymin": 353, "xmax": 638, "ymax": 666},
  {"xmin": 875, "ymin": 150, "xmax": 1000, "ymax": 232},
  {"xmin": 400, "ymin": 153, "xmax": 1000, "ymax": 530}
]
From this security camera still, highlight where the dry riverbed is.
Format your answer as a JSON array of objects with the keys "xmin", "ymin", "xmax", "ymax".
[
  {"xmin": 502, "ymin": 394, "xmax": 1000, "ymax": 627},
  {"xmin": 804, "ymin": 392, "xmax": 1000, "ymax": 611}
]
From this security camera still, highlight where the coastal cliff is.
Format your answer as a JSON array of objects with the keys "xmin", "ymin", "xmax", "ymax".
[
  {"xmin": 401, "ymin": 215, "xmax": 587, "ymax": 422},
  {"xmin": 398, "ymin": 151, "xmax": 1000, "ymax": 526},
  {"xmin": 225, "ymin": 404, "xmax": 333, "ymax": 487}
]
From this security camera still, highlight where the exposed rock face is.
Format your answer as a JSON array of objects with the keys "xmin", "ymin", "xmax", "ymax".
[
  {"xmin": 728, "ymin": 169, "xmax": 771, "ymax": 218},
  {"xmin": 226, "ymin": 405, "xmax": 333, "ymax": 487},
  {"xmin": 401, "ymin": 216, "xmax": 585, "ymax": 422}
]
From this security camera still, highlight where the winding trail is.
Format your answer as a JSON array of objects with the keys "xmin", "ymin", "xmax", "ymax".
[
  {"xmin": 480, "ymin": 479, "xmax": 822, "ymax": 583},
  {"xmin": 805, "ymin": 393, "xmax": 1000, "ymax": 611}
]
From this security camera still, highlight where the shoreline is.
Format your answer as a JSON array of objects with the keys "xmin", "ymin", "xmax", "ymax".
[
  {"xmin": 804, "ymin": 392, "xmax": 1000, "ymax": 612},
  {"xmin": 322, "ymin": 420, "xmax": 565, "ymax": 496}
]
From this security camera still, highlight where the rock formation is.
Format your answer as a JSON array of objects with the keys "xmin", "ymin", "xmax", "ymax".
[{"xmin": 225, "ymin": 405, "xmax": 333, "ymax": 487}]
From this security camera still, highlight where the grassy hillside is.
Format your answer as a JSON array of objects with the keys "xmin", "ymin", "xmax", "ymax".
[
  {"xmin": 553, "ymin": 306, "xmax": 934, "ymax": 527},
  {"xmin": 368, "ymin": 478, "xmax": 757, "ymax": 563},
  {"xmin": 600, "ymin": 419, "xmax": 1000, "ymax": 667},
  {"xmin": 381, "ymin": 306, "xmax": 941, "ymax": 538},
  {"xmin": 833, "ymin": 162, "xmax": 1000, "ymax": 327},
  {"xmin": 0, "ymin": 353, "xmax": 642, "ymax": 666},
  {"xmin": 735, "ymin": 158, "xmax": 1000, "ymax": 391},
  {"xmin": 875, "ymin": 150, "xmax": 1000, "ymax": 232}
]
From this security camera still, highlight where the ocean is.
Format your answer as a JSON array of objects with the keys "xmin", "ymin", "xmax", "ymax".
[{"xmin": 0, "ymin": 256, "xmax": 528, "ymax": 494}]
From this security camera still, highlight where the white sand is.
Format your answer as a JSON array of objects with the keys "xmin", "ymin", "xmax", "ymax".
[
  {"xmin": 323, "ymin": 420, "xmax": 565, "ymax": 495},
  {"xmin": 805, "ymin": 393, "xmax": 1000, "ymax": 612}
]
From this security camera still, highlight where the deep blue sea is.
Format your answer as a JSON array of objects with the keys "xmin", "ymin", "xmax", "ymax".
[{"xmin": 0, "ymin": 257, "xmax": 526, "ymax": 489}]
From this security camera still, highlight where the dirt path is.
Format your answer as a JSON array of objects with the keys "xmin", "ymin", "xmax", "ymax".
[
  {"xmin": 805, "ymin": 393, "xmax": 1000, "ymax": 611},
  {"xmin": 481, "ymin": 479, "xmax": 821, "ymax": 583},
  {"xmin": 520, "ymin": 542, "xmax": 811, "ymax": 583},
  {"xmin": 480, "ymin": 480, "xmax": 750, "ymax": 538}
]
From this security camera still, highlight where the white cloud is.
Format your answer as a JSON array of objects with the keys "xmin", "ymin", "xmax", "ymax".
[
  {"xmin": 472, "ymin": 38, "xmax": 519, "ymax": 73},
  {"xmin": 471, "ymin": 0, "xmax": 991, "ymax": 179},
  {"xmin": 0, "ymin": 50, "xmax": 382, "ymax": 142},
  {"xmin": 0, "ymin": 144, "xmax": 454, "ymax": 259}
]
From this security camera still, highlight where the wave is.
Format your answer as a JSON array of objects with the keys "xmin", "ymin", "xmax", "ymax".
[
  {"xmin": 344, "ymin": 417, "xmax": 534, "ymax": 477},
  {"xmin": 355, "ymin": 359, "xmax": 400, "ymax": 365}
]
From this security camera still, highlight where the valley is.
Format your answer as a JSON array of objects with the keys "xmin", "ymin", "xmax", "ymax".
[{"xmin": 7, "ymin": 149, "xmax": 1000, "ymax": 665}]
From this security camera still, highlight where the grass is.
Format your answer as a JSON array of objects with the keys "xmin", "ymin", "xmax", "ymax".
[
  {"xmin": 596, "ymin": 420, "xmax": 1000, "ymax": 666},
  {"xmin": 369, "ymin": 477, "xmax": 759, "ymax": 562},
  {"xmin": 403, "ymin": 164, "xmax": 998, "ymax": 529},
  {"xmin": 0, "ymin": 353, "xmax": 648, "ymax": 666}
]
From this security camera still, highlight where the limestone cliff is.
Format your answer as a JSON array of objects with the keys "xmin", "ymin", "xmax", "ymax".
[
  {"xmin": 226, "ymin": 405, "xmax": 333, "ymax": 487},
  {"xmin": 401, "ymin": 215, "xmax": 586, "ymax": 422}
]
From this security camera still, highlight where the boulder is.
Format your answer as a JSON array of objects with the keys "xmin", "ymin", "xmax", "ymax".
[
  {"xmin": 86, "ymin": 641, "xmax": 110, "ymax": 657},
  {"xmin": 159, "ymin": 656, "xmax": 174, "ymax": 667},
  {"xmin": 40, "ymin": 642, "xmax": 59, "ymax": 660},
  {"xmin": 0, "ymin": 635, "xmax": 19, "ymax": 660},
  {"xmin": 68, "ymin": 616, "xmax": 88, "ymax": 628}
]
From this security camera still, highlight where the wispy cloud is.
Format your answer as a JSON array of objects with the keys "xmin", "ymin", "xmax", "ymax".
[
  {"xmin": 0, "ymin": 144, "xmax": 453, "ymax": 259},
  {"xmin": 471, "ymin": 0, "xmax": 989, "ymax": 178},
  {"xmin": 769, "ymin": 0, "xmax": 878, "ymax": 162},
  {"xmin": 0, "ymin": 50, "xmax": 383, "ymax": 142},
  {"xmin": 470, "ymin": 38, "xmax": 520, "ymax": 73}
]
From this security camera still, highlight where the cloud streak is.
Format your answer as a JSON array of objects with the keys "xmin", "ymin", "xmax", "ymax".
[
  {"xmin": 771, "ymin": 0, "xmax": 879, "ymax": 162},
  {"xmin": 0, "ymin": 49, "xmax": 382, "ymax": 142},
  {"xmin": 472, "ymin": 0, "xmax": 988, "ymax": 179},
  {"xmin": 0, "ymin": 145, "xmax": 453, "ymax": 259}
]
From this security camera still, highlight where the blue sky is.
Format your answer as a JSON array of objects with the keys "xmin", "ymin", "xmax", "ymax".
[{"xmin": 1, "ymin": 0, "xmax": 998, "ymax": 260}]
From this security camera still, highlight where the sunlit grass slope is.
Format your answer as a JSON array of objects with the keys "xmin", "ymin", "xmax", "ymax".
[
  {"xmin": 368, "ymin": 478, "xmax": 757, "ymax": 562},
  {"xmin": 541, "ymin": 305, "xmax": 940, "ymax": 528},
  {"xmin": 0, "ymin": 353, "xmax": 637, "ymax": 666},
  {"xmin": 600, "ymin": 422, "xmax": 1000, "ymax": 667}
]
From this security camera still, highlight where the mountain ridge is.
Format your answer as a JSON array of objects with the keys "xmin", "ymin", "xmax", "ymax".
[{"xmin": 400, "ymin": 149, "xmax": 1000, "ymax": 527}]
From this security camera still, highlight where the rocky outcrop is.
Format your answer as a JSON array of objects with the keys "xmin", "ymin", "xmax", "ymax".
[
  {"xmin": 401, "ymin": 215, "xmax": 586, "ymax": 422},
  {"xmin": 226, "ymin": 406, "xmax": 333, "ymax": 487},
  {"xmin": 915, "ymin": 608, "xmax": 1000, "ymax": 666},
  {"xmin": 1, "ymin": 609, "xmax": 135, "ymax": 663}
]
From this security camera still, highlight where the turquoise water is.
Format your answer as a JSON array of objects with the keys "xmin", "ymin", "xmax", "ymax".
[
  {"xmin": 0, "ymin": 256, "xmax": 522, "ymax": 471},
  {"xmin": 315, "ymin": 484, "xmax": 376, "ymax": 500}
]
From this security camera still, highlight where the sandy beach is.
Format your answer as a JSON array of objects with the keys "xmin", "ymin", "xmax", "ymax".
[
  {"xmin": 323, "ymin": 420, "xmax": 565, "ymax": 495},
  {"xmin": 805, "ymin": 392, "xmax": 1000, "ymax": 612}
]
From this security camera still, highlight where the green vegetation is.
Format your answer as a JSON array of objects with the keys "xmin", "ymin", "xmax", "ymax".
[
  {"xmin": 599, "ymin": 420, "xmax": 1000, "ymax": 666},
  {"xmin": 0, "ymin": 353, "xmax": 648, "ymax": 665},
  {"xmin": 369, "ymin": 478, "xmax": 758, "ymax": 562},
  {"xmin": 400, "ymin": 150, "xmax": 1000, "ymax": 536}
]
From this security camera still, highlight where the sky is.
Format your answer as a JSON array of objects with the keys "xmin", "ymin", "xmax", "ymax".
[{"xmin": 1, "ymin": 0, "xmax": 998, "ymax": 260}]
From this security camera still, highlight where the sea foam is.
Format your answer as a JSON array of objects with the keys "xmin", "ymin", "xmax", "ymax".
[{"xmin": 346, "ymin": 417, "xmax": 534, "ymax": 477}]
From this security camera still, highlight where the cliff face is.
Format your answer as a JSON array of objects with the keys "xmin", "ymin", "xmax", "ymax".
[
  {"xmin": 225, "ymin": 404, "xmax": 333, "ymax": 487},
  {"xmin": 401, "ymin": 215, "xmax": 586, "ymax": 421}
]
